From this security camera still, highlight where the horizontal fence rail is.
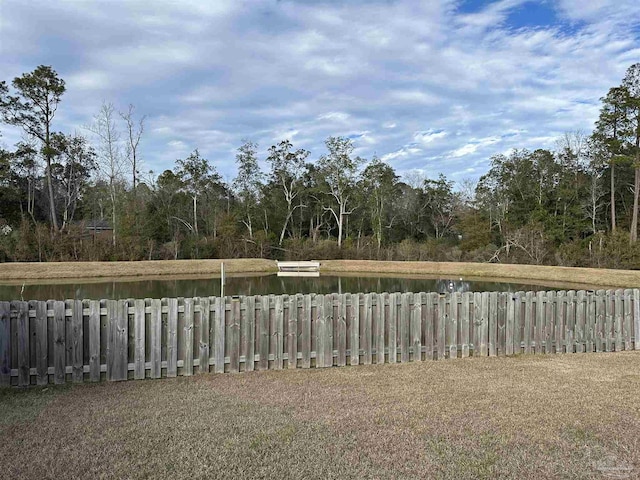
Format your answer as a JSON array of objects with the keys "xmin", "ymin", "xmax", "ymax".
[{"xmin": 1, "ymin": 289, "xmax": 639, "ymax": 387}]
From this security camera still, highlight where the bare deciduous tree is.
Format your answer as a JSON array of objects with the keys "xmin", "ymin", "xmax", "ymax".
[
  {"xmin": 86, "ymin": 101, "xmax": 124, "ymax": 247},
  {"xmin": 119, "ymin": 104, "xmax": 145, "ymax": 194}
]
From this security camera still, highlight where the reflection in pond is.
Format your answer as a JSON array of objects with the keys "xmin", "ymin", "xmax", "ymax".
[
  {"xmin": 0, "ymin": 274, "xmax": 581, "ymax": 301},
  {"xmin": 436, "ymin": 278, "xmax": 471, "ymax": 293}
]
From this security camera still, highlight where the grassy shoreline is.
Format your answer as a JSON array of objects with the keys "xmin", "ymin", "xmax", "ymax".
[
  {"xmin": 0, "ymin": 258, "xmax": 276, "ymax": 281},
  {"xmin": 0, "ymin": 258, "xmax": 639, "ymax": 288},
  {"xmin": 320, "ymin": 260, "xmax": 640, "ymax": 288}
]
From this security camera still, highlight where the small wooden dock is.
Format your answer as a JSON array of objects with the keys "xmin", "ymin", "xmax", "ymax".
[{"xmin": 276, "ymin": 261, "xmax": 320, "ymax": 277}]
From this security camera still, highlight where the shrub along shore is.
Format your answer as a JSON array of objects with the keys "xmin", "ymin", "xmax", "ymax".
[{"xmin": 1, "ymin": 259, "xmax": 639, "ymax": 288}]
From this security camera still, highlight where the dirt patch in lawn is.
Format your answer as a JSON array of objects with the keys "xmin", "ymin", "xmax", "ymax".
[{"xmin": 2, "ymin": 352, "xmax": 640, "ymax": 479}]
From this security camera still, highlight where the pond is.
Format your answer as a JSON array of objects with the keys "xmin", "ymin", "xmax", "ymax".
[{"xmin": 0, "ymin": 273, "xmax": 603, "ymax": 301}]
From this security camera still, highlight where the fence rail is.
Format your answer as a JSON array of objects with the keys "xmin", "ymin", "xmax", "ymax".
[{"xmin": 1, "ymin": 289, "xmax": 639, "ymax": 387}]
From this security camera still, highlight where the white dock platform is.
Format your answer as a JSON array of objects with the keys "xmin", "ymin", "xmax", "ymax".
[{"xmin": 276, "ymin": 261, "xmax": 320, "ymax": 277}]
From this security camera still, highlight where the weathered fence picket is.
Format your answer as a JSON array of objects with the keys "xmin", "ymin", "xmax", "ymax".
[
  {"xmin": 286, "ymin": 295, "xmax": 297, "ymax": 369},
  {"xmin": 0, "ymin": 302, "xmax": 9, "ymax": 387},
  {"xmin": 595, "ymin": 291, "xmax": 605, "ymax": 353},
  {"xmin": 377, "ymin": 293, "xmax": 386, "ymax": 364},
  {"xmin": 544, "ymin": 291, "xmax": 553, "ymax": 354},
  {"xmin": 53, "ymin": 300, "xmax": 66, "ymax": 384},
  {"xmin": 1, "ymin": 289, "xmax": 638, "ymax": 387},
  {"xmin": 460, "ymin": 292, "xmax": 470, "ymax": 358},
  {"xmin": 200, "ymin": 297, "xmax": 211, "ymax": 373},
  {"xmin": 400, "ymin": 293, "xmax": 411, "ymax": 362},
  {"xmin": 575, "ymin": 291, "xmax": 585, "ymax": 353},
  {"xmin": 89, "ymin": 300, "xmax": 100, "ymax": 382},
  {"xmin": 473, "ymin": 292, "xmax": 480, "ymax": 356},
  {"xmin": 480, "ymin": 292, "xmax": 489, "ymax": 356},
  {"xmin": 623, "ymin": 289, "xmax": 632, "ymax": 351},
  {"xmin": 302, "ymin": 294, "xmax": 312, "ymax": 368},
  {"xmin": 498, "ymin": 292, "xmax": 507, "ymax": 355},
  {"xmin": 183, "ymin": 298, "xmax": 194, "ymax": 376},
  {"xmin": 424, "ymin": 293, "xmax": 435, "ymax": 360},
  {"xmin": 524, "ymin": 292, "xmax": 532, "ymax": 355},
  {"xmin": 411, "ymin": 293, "xmax": 422, "ymax": 362},
  {"xmin": 258, "ymin": 295, "xmax": 269, "ymax": 370},
  {"xmin": 362, "ymin": 293, "xmax": 372, "ymax": 365},
  {"xmin": 488, "ymin": 292, "xmax": 497, "ymax": 357},
  {"xmin": 15, "ymin": 301, "xmax": 29, "ymax": 386},
  {"xmin": 149, "ymin": 299, "xmax": 161, "ymax": 379},
  {"xmin": 166, "ymin": 298, "xmax": 178, "ymax": 377},
  {"xmin": 229, "ymin": 297, "xmax": 241, "ymax": 373},
  {"xmin": 133, "ymin": 299, "xmax": 145, "ymax": 380},
  {"xmin": 605, "ymin": 290, "xmax": 614, "ymax": 352},
  {"xmin": 614, "ymin": 290, "xmax": 623, "ymax": 352},
  {"xmin": 388, "ymin": 292, "xmax": 397, "ymax": 363},
  {"xmin": 33, "ymin": 300, "xmax": 47, "ymax": 385},
  {"xmin": 586, "ymin": 291, "xmax": 595, "ymax": 353},
  {"xmin": 448, "ymin": 292, "xmax": 458, "ymax": 360},
  {"xmin": 350, "ymin": 293, "xmax": 360, "ymax": 365},
  {"xmin": 534, "ymin": 291, "xmax": 544, "ymax": 354},
  {"xmin": 635, "ymin": 289, "xmax": 640, "ymax": 350},
  {"xmin": 439, "ymin": 294, "xmax": 448, "ymax": 360}
]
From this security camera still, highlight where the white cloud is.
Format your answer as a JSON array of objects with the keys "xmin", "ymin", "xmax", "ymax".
[
  {"xmin": 318, "ymin": 112, "xmax": 350, "ymax": 122},
  {"xmin": 414, "ymin": 130, "xmax": 447, "ymax": 145},
  {"xmin": 66, "ymin": 70, "xmax": 112, "ymax": 91},
  {"xmin": 449, "ymin": 137, "xmax": 501, "ymax": 158},
  {"xmin": 381, "ymin": 146, "xmax": 423, "ymax": 162},
  {"xmin": 0, "ymin": 0, "xmax": 636, "ymax": 182},
  {"xmin": 390, "ymin": 90, "xmax": 441, "ymax": 105},
  {"xmin": 450, "ymin": 144, "xmax": 480, "ymax": 158}
]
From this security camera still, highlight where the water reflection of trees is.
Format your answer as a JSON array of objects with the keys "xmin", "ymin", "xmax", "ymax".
[{"xmin": 1, "ymin": 275, "xmax": 539, "ymax": 301}]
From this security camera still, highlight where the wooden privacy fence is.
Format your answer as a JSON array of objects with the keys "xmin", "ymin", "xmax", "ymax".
[{"xmin": 1, "ymin": 289, "xmax": 639, "ymax": 387}]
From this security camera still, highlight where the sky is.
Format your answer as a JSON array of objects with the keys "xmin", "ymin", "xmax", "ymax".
[{"xmin": 0, "ymin": 0, "xmax": 639, "ymax": 184}]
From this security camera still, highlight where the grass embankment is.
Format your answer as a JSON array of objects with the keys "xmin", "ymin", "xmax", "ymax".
[
  {"xmin": 0, "ymin": 258, "xmax": 277, "ymax": 281},
  {"xmin": 2, "ymin": 353, "xmax": 640, "ymax": 479},
  {"xmin": 0, "ymin": 258, "xmax": 639, "ymax": 289},
  {"xmin": 321, "ymin": 260, "xmax": 640, "ymax": 288}
]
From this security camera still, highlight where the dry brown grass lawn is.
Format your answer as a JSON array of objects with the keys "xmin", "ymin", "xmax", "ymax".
[{"xmin": 2, "ymin": 353, "xmax": 640, "ymax": 479}]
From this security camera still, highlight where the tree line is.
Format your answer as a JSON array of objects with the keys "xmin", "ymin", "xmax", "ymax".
[{"xmin": 0, "ymin": 64, "xmax": 639, "ymax": 268}]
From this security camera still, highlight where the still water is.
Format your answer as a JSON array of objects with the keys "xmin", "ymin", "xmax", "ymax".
[{"xmin": 0, "ymin": 274, "xmax": 586, "ymax": 301}]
